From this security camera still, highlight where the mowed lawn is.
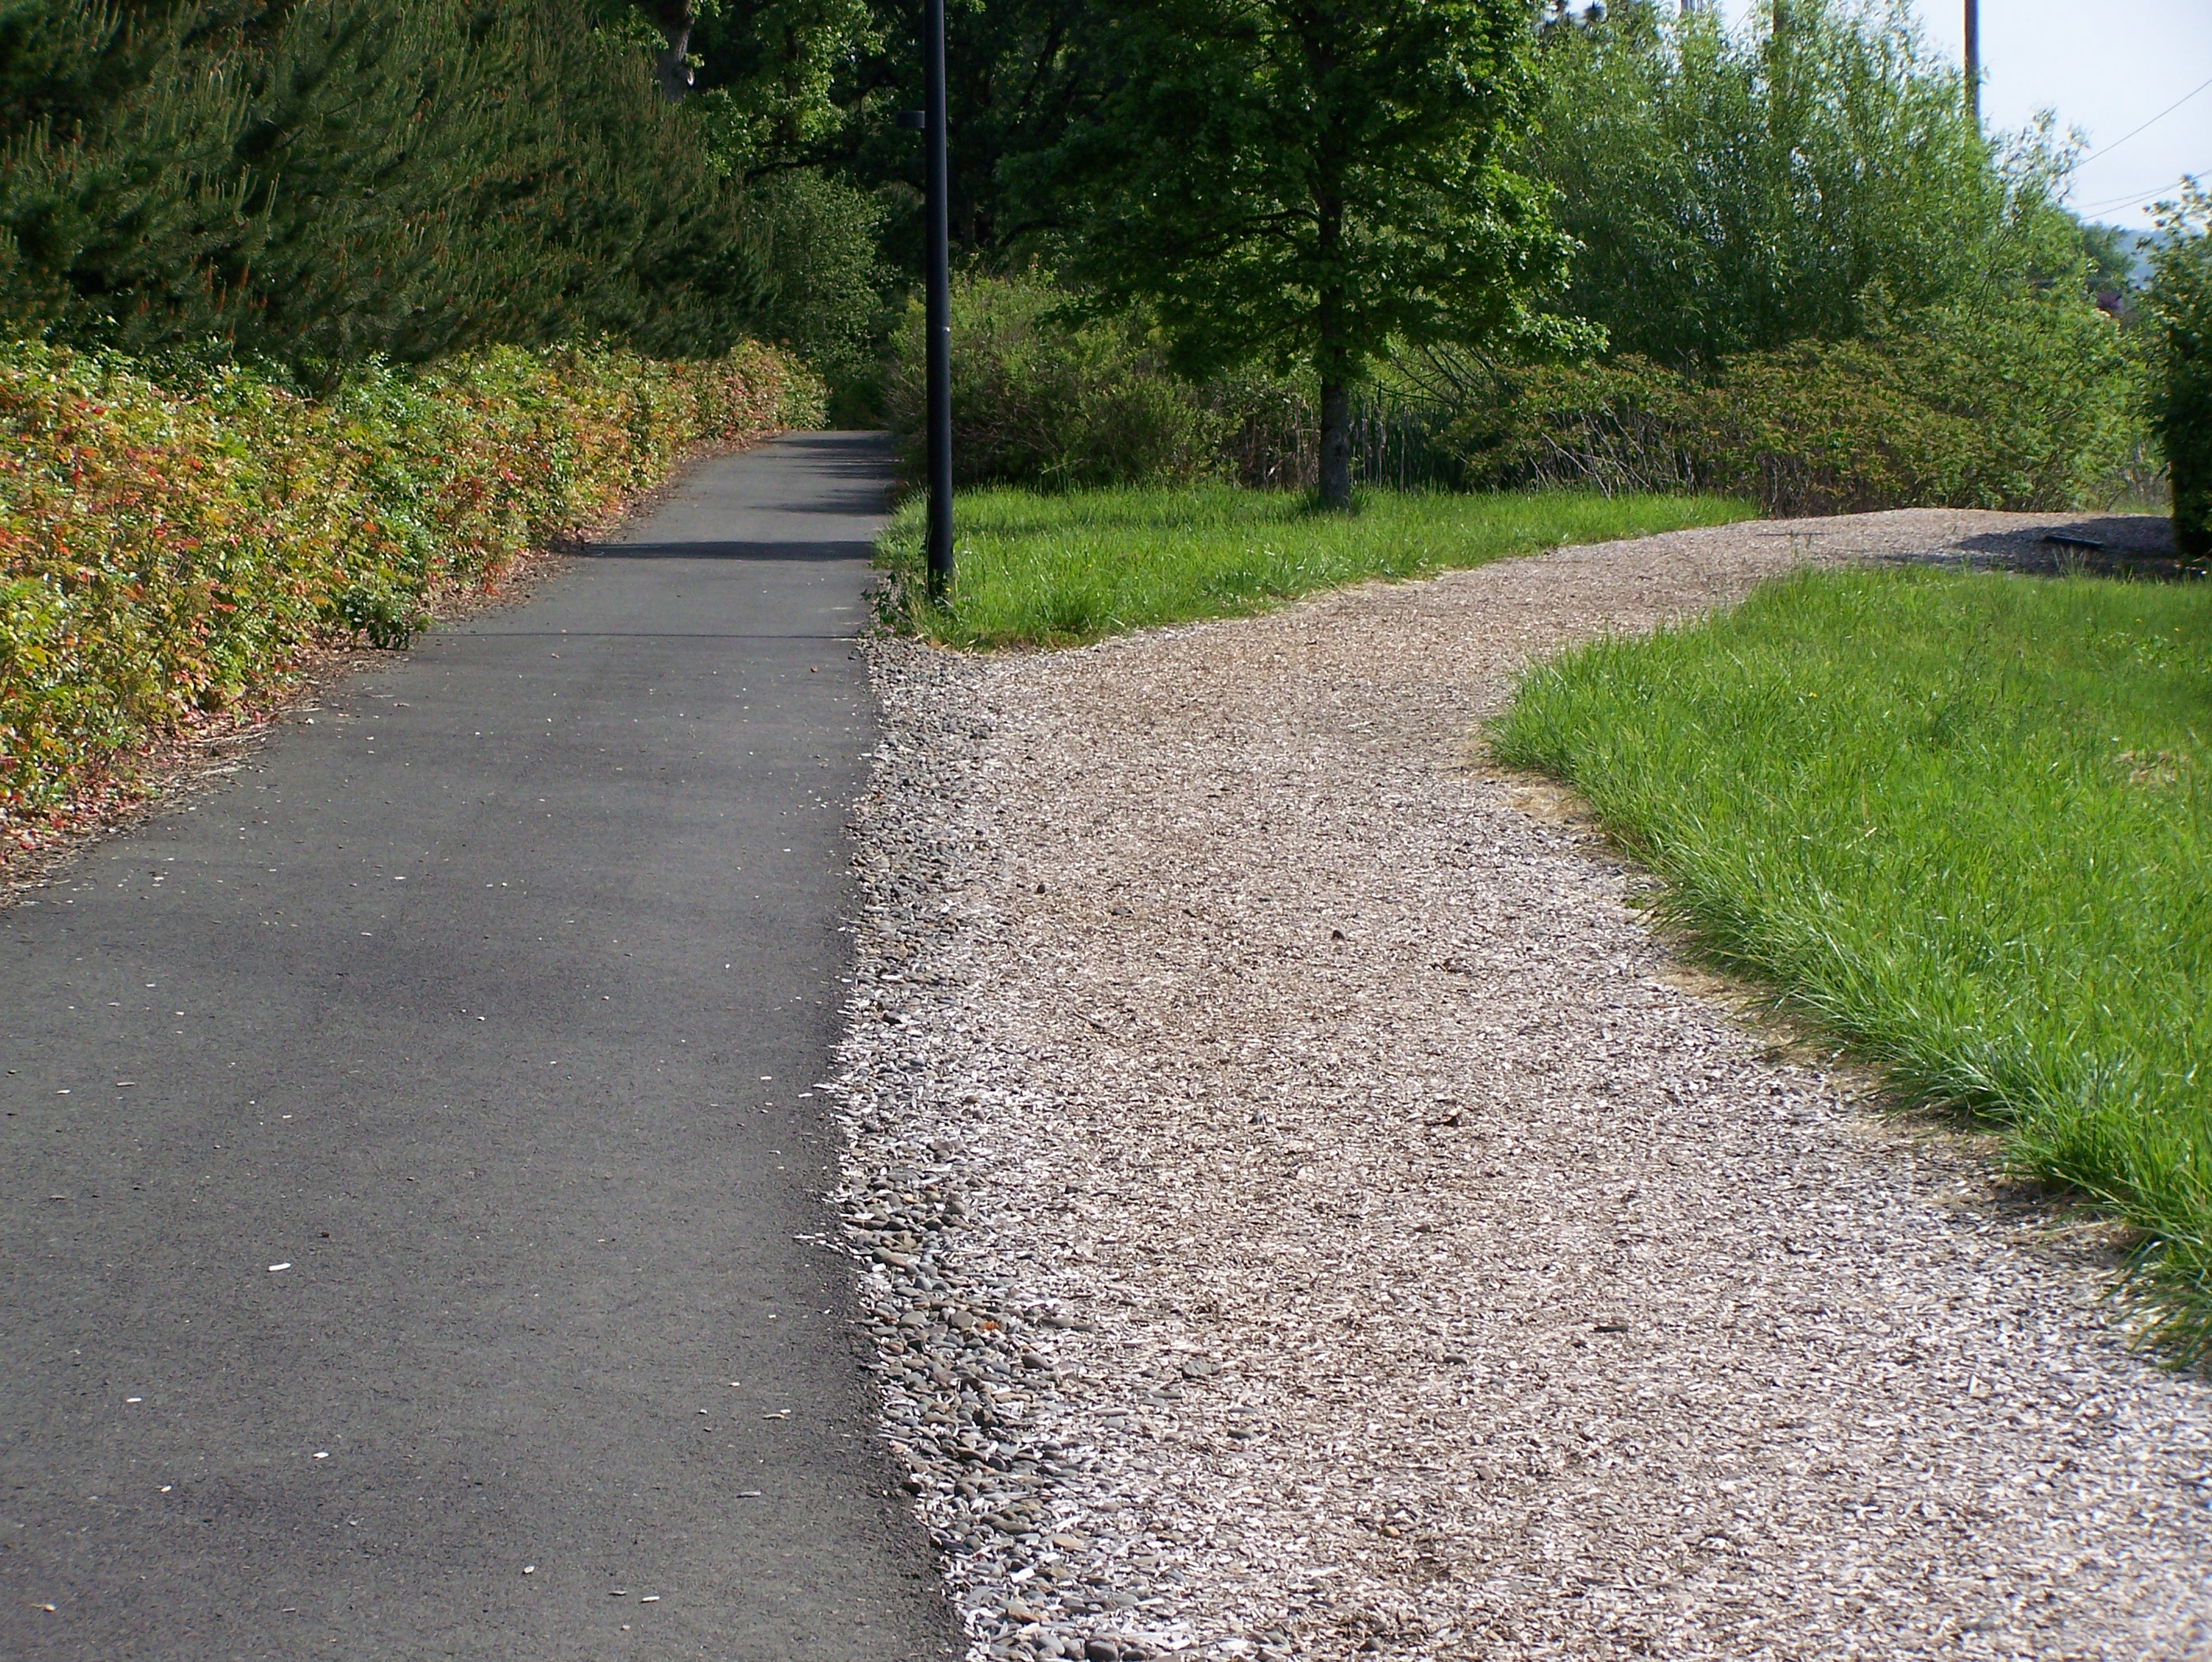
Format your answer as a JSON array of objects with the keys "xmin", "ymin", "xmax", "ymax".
[
  {"xmin": 876, "ymin": 484, "xmax": 1752, "ymax": 647},
  {"xmin": 1492, "ymin": 566, "xmax": 2212, "ymax": 1361}
]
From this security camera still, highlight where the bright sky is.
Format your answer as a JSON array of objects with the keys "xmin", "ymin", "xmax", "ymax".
[{"xmin": 1712, "ymin": 0, "xmax": 2212, "ymax": 230}]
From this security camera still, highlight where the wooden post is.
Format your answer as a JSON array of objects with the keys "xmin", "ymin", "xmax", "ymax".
[{"xmin": 1964, "ymin": 0, "xmax": 1981, "ymax": 130}]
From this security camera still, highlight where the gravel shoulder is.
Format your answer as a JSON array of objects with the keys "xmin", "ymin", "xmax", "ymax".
[{"xmin": 836, "ymin": 508, "xmax": 2212, "ymax": 1662}]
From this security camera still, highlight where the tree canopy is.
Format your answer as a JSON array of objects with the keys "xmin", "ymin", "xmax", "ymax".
[
  {"xmin": 1525, "ymin": 0, "xmax": 2086, "ymax": 369},
  {"xmin": 0, "ymin": 0, "xmax": 883, "ymax": 372},
  {"xmin": 1022, "ymin": 0, "xmax": 1575, "ymax": 505}
]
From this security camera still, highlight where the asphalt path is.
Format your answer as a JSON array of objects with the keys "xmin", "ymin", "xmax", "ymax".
[{"xmin": 0, "ymin": 433, "xmax": 958, "ymax": 1660}]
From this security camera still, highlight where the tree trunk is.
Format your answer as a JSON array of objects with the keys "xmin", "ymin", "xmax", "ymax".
[
  {"xmin": 650, "ymin": 0, "xmax": 694, "ymax": 100},
  {"xmin": 1318, "ymin": 380, "xmax": 1352, "ymax": 508},
  {"xmin": 1312, "ymin": 181, "xmax": 1352, "ymax": 508}
]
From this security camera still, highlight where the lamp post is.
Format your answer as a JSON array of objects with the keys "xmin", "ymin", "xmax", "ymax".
[
  {"xmin": 1964, "ymin": 0, "xmax": 1980, "ymax": 130},
  {"xmin": 897, "ymin": 0, "xmax": 953, "ymax": 603},
  {"xmin": 922, "ymin": 0, "xmax": 953, "ymax": 602}
]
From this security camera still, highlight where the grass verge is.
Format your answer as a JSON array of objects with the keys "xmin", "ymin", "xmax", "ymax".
[
  {"xmin": 1490, "ymin": 566, "xmax": 2212, "ymax": 1364},
  {"xmin": 876, "ymin": 484, "xmax": 1753, "ymax": 647}
]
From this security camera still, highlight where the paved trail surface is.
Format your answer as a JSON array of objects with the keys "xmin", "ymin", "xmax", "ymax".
[{"xmin": 1, "ymin": 434, "xmax": 958, "ymax": 1661}]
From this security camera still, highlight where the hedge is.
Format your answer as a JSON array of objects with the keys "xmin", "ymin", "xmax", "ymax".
[
  {"xmin": 1444, "ymin": 295, "xmax": 2150, "ymax": 517},
  {"xmin": 0, "ymin": 341, "xmax": 821, "ymax": 826}
]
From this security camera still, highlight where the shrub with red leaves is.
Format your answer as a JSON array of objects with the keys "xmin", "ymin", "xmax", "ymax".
[{"xmin": 0, "ymin": 340, "xmax": 821, "ymax": 821}]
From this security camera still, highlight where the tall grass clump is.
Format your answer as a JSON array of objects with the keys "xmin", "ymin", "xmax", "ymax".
[
  {"xmin": 1492, "ymin": 568, "xmax": 2212, "ymax": 1361},
  {"xmin": 878, "ymin": 485, "xmax": 1750, "ymax": 647}
]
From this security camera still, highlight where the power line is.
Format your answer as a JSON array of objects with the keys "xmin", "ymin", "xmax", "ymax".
[
  {"xmin": 2071, "ymin": 174, "xmax": 2201, "ymax": 217},
  {"xmin": 2075, "ymin": 73, "xmax": 2212, "ymax": 170}
]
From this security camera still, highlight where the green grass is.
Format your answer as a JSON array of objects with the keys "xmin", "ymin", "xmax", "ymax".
[
  {"xmin": 876, "ymin": 484, "xmax": 1754, "ymax": 647},
  {"xmin": 1491, "ymin": 566, "xmax": 2212, "ymax": 1364}
]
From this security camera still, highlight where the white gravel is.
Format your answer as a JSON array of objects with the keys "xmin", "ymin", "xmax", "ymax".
[{"xmin": 833, "ymin": 509, "xmax": 2212, "ymax": 1662}]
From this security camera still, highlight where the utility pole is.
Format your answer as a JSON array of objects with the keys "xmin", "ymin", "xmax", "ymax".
[
  {"xmin": 922, "ymin": 0, "xmax": 954, "ymax": 604},
  {"xmin": 1964, "ymin": 0, "xmax": 1980, "ymax": 130}
]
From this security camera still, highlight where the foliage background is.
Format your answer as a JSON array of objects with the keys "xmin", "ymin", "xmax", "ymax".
[
  {"xmin": 865, "ymin": 1, "xmax": 2157, "ymax": 518},
  {"xmin": 0, "ymin": 0, "xmax": 884, "ymax": 376},
  {"xmin": 2145, "ymin": 186, "xmax": 2210, "ymax": 555},
  {"xmin": 891, "ymin": 266, "xmax": 2148, "ymax": 515}
]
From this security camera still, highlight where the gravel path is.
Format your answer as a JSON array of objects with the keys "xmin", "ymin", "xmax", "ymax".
[{"xmin": 834, "ymin": 509, "xmax": 2212, "ymax": 1662}]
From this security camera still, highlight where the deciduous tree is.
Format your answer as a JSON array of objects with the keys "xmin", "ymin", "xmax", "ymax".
[
  {"xmin": 1028, "ymin": 0, "xmax": 1575, "ymax": 505},
  {"xmin": 2147, "ymin": 184, "xmax": 2210, "ymax": 558}
]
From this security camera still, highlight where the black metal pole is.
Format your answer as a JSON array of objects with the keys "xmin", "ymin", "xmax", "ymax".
[{"xmin": 923, "ymin": 0, "xmax": 954, "ymax": 603}]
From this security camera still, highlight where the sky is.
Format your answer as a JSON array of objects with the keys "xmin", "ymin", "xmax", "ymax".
[{"xmin": 1711, "ymin": 0, "xmax": 2211, "ymax": 230}]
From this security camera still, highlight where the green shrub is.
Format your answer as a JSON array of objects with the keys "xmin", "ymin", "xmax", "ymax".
[
  {"xmin": 1439, "ymin": 294, "xmax": 2142, "ymax": 514},
  {"xmin": 883, "ymin": 270, "xmax": 1231, "ymax": 489},
  {"xmin": 2146, "ymin": 186, "xmax": 2211, "ymax": 558},
  {"xmin": 738, "ymin": 168, "xmax": 889, "ymax": 396},
  {"xmin": 0, "ymin": 340, "xmax": 819, "ymax": 823}
]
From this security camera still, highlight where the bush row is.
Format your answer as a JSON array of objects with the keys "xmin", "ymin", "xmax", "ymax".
[
  {"xmin": 1442, "ymin": 296, "xmax": 2148, "ymax": 515},
  {"xmin": 889, "ymin": 271, "xmax": 2150, "ymax": 516},
  {"xmin": 880, "ymin": 274, "xmax": 1476, "ymax": 492},
  {"xmin": 0, "ymin": 341, "xmax": 820, "ymax": 822}
]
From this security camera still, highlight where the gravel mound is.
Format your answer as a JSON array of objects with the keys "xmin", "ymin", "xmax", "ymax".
[{"xmin": 833, "ymin": 509, "xmax": 2212, "ymax": 1662}]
